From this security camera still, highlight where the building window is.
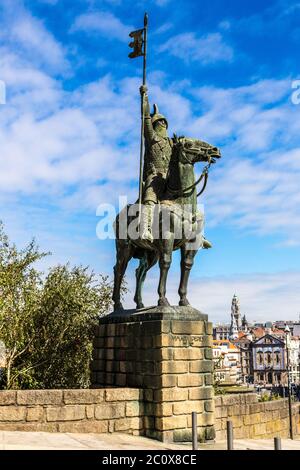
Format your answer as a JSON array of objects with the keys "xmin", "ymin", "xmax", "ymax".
[
  {"xmin": 277, "ymin": 373, "xmax": 281, "ymax": 383},
  {"xmin": 267, "ymin": 353, "xmax": 271, "ymax": 365},
  {"xmin": 267, "ymin": 372, "xmax": 273, "ymax": 384}
]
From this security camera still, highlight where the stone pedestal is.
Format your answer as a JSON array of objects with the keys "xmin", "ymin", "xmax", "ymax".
[{"xmin": 91, "ymin": 306, "xmax": 215, "ymax": 442}]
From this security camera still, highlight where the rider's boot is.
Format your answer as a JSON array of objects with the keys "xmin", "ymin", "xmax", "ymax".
[
  {"xmin": 140, "ymin": 204, "xmax": 154, "ymax": 243},
  {"xmin": 202, "ymin": 236, "xmax": 212, "ymax": 249}
]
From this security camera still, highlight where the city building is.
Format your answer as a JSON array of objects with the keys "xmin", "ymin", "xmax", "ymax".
[
  {"xmin": 213, "ymin": 324, "xmax": 231, "ymax": 341},
  {"xmin": 213, "ymin": 295, "xmax": 300, "ymax": 386},
  {"xmin": 213, "ymin": 295, "xmax": 248, "ymax": 341},
  {"xmin": 234, "ymin": 324, "xmax": 300, "ymax": 385},
  {"xmin": 286, "ymin": 328, "xmax": 300, "ymax": 384},
  {"xmin": 213, "ymin": 339, "xmax": 241, "ymax": 384},
  {"xmin": 273, "ymin": 320, "xmax": 300, "ymax": 337},
  {"xmin": 234, "ymin": 332, "xmax": 253, "ymax": 384},
  {"xmin": 252, "ymin": 333, "xmax": 286, "ymax": 385}
]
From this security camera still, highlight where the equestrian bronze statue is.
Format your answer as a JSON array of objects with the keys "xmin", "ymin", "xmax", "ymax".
[{"xmin": 112, "ymin": 15, "xmax": 221, "ymax": 311}]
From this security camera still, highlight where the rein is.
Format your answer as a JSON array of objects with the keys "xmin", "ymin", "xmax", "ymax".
[{"xmin": 167, "ymin": 146, "xmax": 212, "ymax": 198}]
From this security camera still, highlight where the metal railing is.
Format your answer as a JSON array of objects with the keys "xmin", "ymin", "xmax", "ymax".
[{"xmin": 191, "ymin": 415, "xmax": 284, "ymax": 450}]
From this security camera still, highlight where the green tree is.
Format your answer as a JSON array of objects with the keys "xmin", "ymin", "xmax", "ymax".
[
  {"xmin": 28, "ymin": 266, "xmax": 114, "ymax": 389},
  {"xmin": 0, "ymin": 223, "xmax": 122, "ymax": 390},
  {"xmin": 0, "ymin": 223, "xmax": 47, "ymax": 389}
]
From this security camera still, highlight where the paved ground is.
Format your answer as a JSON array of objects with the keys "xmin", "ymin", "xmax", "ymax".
[
  {"xmin": 0, "ymin": 432, "xmax": 300, "ymax": 450},
  {"xmin": 0, "ymin": 432, "xmax": 189, "ymax": 451},
  {"xmin": 200, "ymin": 438, "xmax": 300, "ymax": 450}
]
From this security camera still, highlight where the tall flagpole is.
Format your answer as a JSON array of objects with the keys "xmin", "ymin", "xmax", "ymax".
[{"xmin": 138, "ymin": 13, "xmax": 148, "ymax": 226}]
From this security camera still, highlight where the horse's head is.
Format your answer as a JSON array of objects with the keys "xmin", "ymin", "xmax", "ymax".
[{"xmin": 174, "ymin": 135, "xmax": 221, "ymax": 165}]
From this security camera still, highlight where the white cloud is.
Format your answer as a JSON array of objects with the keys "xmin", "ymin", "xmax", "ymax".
[
  {"xmin": 0, "ymin": 3, "xmax": 68, "ymax": 74},
  {"xmin": 0, "ymin": 0, "xmax": 299, "ymax": 325},
  {"xmin": 1, "ymin": 43, "xmax": 300, "ymax": 247},
  {"xmin": 124, "ymin": 269, "xmax": 300, "ymax": 323},
  {"xmin": 159, "ymin": 32, "xmax": 234, "ymax": 64},
  {"xmin": 154, "ymin": 22, "xmax": 173, "ymax": 35},
  {"xmin": 227, "ymin": 0, "xmax": 300, "ymax": 38},
  {"xmin": 219, "ymin": 20, "xmax": 231, "ymax": 31},
  {"xmin": 186, "ymin": 79, "xmax": 300, "ymax": 244},
  {"xmin": 0, "ymin": 3, "xmax": 299, "ymax": 248},
  {"xmin": 0, "ymin": 51, "xmax": 142, "ymax": 205},
  {"xmin": 10, "ymin": 15, "xmax": 67, "ymax": 72},
  {"xmin": 71, "ymin": 11, "xmax": 133, "ymax": 42}
]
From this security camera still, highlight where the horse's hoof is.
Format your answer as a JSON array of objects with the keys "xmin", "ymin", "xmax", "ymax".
[
  {"xmin": 179, "ymin": 299, "xmax": 190, "ymax": 307},
  {"xmin": 158, "ymin": 298, "xmax": 170, "ymax": 307}
]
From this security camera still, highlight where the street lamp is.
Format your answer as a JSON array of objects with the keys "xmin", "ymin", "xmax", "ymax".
[{"xmin": 284, "ymin": 325, "xmax": 294, "ymax": 440}]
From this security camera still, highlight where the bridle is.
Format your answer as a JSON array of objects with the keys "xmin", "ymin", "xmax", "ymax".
[{"xmin": 166, "ymin": 142, "xmax": 213, "ymax": 198}]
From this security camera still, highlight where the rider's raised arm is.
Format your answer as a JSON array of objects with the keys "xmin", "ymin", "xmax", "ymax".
[{"xmin": 140, "ymin": 86, "xmax": 154, "ymax": 141}]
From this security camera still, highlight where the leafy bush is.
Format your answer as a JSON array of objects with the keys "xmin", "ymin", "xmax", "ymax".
[
  {"xmin": 213, "ymin": 383, "xmax": 227, "ymax": 395},
  {"xmin": 258, "ymin": 392, "xmax": 281, "ymax": 402},
  {"xmin": 0, "ymin": 223, "xmax": 123, "ymax": 390}
]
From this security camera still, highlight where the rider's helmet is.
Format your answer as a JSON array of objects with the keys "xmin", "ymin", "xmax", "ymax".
[{"xmin": 151, "ymin": 104, "xmax": 168, "ymax": 129}]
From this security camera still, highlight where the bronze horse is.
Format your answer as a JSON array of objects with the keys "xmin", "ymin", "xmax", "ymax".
[{"xmin": 112, "ymin": 136, "xmax": 221, "ymax": 311}]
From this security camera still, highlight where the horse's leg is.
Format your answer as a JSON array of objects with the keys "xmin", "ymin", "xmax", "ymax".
[
  {"xmin": 112, "ymin": 239, "xmax": 132, "ymax": 311},
  {"xmin": 178, "ymin": 242, "xmax": 199, "ymax": 307},
  {"xmin": 134, "ymin": 255, "xmax": 148, "ymax": 310},
  {"xmin": 134, "ymin": 252, "xmax": 158, "ymax": 309},
  {"xmin": 158, "ymin": 234, "xmax": 174, "ymax": 307}
]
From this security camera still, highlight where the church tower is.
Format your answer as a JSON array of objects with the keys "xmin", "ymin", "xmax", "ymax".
[
  {"xmin": 231, "ymin": 294, "xmax": 242, "ymax": 329},
  {"xmin": 229, "ymin": 314, "xmax": 238, "ymax": 340},
  {"xmin": 229, "ymin": 294, "xmax": 241, "ymax": 340}
]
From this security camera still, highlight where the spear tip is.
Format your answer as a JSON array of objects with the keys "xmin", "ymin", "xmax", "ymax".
[{"xmin": 144, "ymin": 13, "xmax": 148, "ymax": 27}]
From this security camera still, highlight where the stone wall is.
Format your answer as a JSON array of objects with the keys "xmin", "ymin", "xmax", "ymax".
[
  {"xmin": 0, "ymin": 389, "xmax": 144, "ymax": 434},
  {"xmin": 91, "ymin": 308, "xmax": 215, "ymax": 442},
  {"xmin": 215, "ymin": 393, "xmax": 300, "ymax": 439},
  {"xmin": 1, "ymin": 389, "xmax": 300, "ymax": 440},
  {"xmin": 0, "ymin": 388, "xmax": 300, "ymax": 440}
]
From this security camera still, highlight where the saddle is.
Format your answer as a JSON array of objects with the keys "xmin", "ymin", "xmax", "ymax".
[{"xmin": 158, "ymin": 200, "xmax": 204, "ymax": 237}]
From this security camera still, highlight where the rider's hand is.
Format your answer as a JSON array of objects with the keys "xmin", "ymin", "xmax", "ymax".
[{"xmin": 140, "ymin": 85, "xmax": 148, "ymax": 95}]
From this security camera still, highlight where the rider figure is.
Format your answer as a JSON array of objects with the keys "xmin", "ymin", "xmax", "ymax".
[
  {"xmin": 139, "ymin": 85, "xmax": 212, "ymax": 249},
  {"xmin": 139, "ymin": 85, "xmax": 172, "ymax": 243}
]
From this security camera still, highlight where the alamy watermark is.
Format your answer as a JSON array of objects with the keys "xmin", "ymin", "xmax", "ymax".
[
  {"xmin": 96, "ymin": 196, "xmax": 205, "ymax": 249},
  {"xmin": 291, "ymin": 80, "xmax": 300, "ymax": 105}
]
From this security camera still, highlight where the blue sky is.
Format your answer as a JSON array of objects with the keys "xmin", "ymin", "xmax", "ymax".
[{"xmin": 0, "ymin": 0, "xmax": 300, "ymax": 322}]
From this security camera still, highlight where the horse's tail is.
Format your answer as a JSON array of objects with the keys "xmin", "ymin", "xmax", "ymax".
[
  {"xmin": 113, "ymin": 213, "xmax": 119, "ymax": 239},
  {"xmin": 114, "ymin": 204, "xmax": 132, "ymax": 241}
]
